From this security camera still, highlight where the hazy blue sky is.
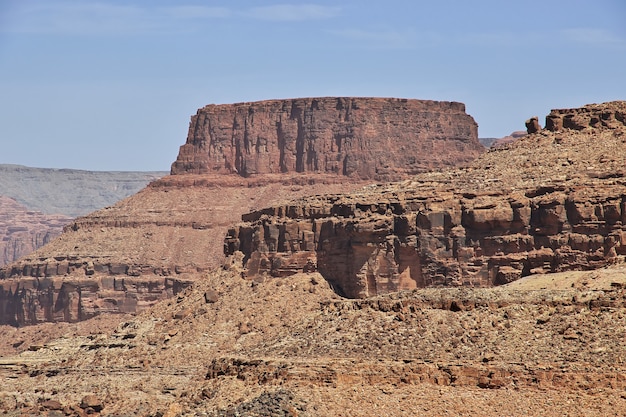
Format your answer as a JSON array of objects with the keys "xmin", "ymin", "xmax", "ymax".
[{"xmin": 1, "ymin": 1, "xmax": 625, "ymax": 171}]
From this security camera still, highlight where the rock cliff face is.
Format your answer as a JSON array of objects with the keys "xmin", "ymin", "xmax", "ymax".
[
  {"xmin": 0, "ymin": 275, "xmax": 188, "ymax": 326},
  {"xmin": 545, "ymin": 101, "xmax": 626, "ymax": 132},
  {"xmin": 3, "ymin": 101, "xmax": 626, "ymax": 416},
  {"xmin": 171, "ymin": 97, "xmax": 483, "ymax": 180},
  {"xmin": 0, "ymin": 197, "xmax": 71, "ymax": 266},
  {"xmin": 225, "ymin": 101, "xmax": 626, "ymax": 298}
]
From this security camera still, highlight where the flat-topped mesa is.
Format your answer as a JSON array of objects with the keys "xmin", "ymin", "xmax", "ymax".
[{"xmin": 170, "ymin": 97, "xmax": 483, "ymax": 181}]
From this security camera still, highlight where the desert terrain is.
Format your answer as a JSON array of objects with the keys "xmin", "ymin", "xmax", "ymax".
[{"xmin": 1, "ymin": 98, "xmax": 626, "ymax": 416}]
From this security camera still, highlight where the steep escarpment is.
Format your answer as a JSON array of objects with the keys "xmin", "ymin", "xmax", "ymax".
[
  {"xmin": 2, "ymin": 100, "xmax": 626, "ymax": 416},
  {"xmin": 225, "ymin": 101, "xmax": 626, "ymax": 298},
  {"xmin": 0, "ymin": 175, "xmax": 364, "ymax": 325},
  {"xmin": 171, "ymin": 97, "xmax": 482, "ymax": 180}
]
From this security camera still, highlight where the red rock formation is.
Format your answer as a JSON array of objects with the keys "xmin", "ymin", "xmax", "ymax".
[
  {"xmin": 525, "ymin": 117, "xmax": 541, "ymax": 133},
  {"xmin": 171, "ymin": 97, "xmax": 483, "ymax": 180},
  {"xmin": 545, "ymin": 101, "xmax": 626, "ymax": 131},
  {"xmin": 0, "ymin": 97, "xmax": 486, "ymax": 326},
  {"xmin": 0, "ymin": 174, "xmax": 367, "ymax": 326},
  {"xmin": 225, "ymin": 182, "xmax": 626, "ymax": 298},
  {"xmin": 225, "ymin": 101, "xmax": 626, "ymax": 298},
  {"xmin": 0, "ymin": 275, "xmax": 189, "ymax": 326}
]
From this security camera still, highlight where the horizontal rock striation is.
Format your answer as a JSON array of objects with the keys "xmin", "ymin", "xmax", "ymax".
[
  {"xmin": 225, "ymin": 101, "xmax": 626, "ymax": 298},
  {"xmin": 0, "ymin": 165, "xmax": 167, "ymax": 217},
  {"xmin": 0, "ymin": 275, "xmax": 191, "ymax": 326},
  {"xmin": 171, "ymin": 97, "xmax": 483, "ymax": 180},
  {"xmin": 0, "ymin": 175, "xmax": 370, "ymax": 326},
  {"xmin": 0, "ymin": 97, "xmax": 486, "ymax": 326},
  {"xmin": 206, "ymin": 356, "xmax": 626, "ymax": 391},
  {"xmin": 225, "ymin": 183, "xmax": 626, "ymax": 298}
]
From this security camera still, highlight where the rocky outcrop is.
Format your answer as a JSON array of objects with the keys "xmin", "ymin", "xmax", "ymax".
[
  {"xmin": 545, "ymin": 101, "xmax": 626, "ymax": 132},
  {"xmin": 0, "ymin": 196, "xmax": 71, "ymax": 266},
  {"xmin": 225, "ymin": 101, "xmax": 626, "ymax": 298},
  {"xmin": 225, "ymin": 183, "xmax": 626, "ymax": 298},
  {"xmin": 525, "ymin": 117, "xmax": 540, "ymax": 134},
  {"xmin": 0, "ymin": 174, "xmax": 369, "ymax": 326},
  {"xmin": 171, "ymin": 97, "xmax": 483, "ymax": 181},
  {"xmin": 0, "ymin": 184, "xmax": 183, "ymax": 324}
]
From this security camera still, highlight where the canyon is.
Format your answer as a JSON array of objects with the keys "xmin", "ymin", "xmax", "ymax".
[
  {"xmin": 0, "ymin": 196, "xmax": 71, "ymax": 268},
  {"xmin": 0, "ymin": 165, "xmax": 167, "ymax": 217}
]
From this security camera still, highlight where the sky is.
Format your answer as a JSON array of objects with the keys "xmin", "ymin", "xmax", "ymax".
[{"xmin": 0, "ymin": 1, "xmax": 625, "ymax": 172}]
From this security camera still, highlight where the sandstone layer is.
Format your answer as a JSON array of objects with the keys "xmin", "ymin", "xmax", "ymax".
[
  {"xmin": 1, "ymin": 100, "xmax": 626, "ymax": 416},
  {"xmin": 225, "ymin": 101, "xmax": 626, "ymax": 298},
  {"xmin": 0, "ymin": 166, "xmax": 167, "ymax": 267},
  {"xmin": 171, "ymin": 97, "xmax": 483, "ymax": 180}
]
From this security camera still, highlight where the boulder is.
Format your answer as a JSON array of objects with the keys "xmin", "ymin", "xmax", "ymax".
[{"xmin": 525, "ymin": 116, "xmax": 541, "ymax": 134}]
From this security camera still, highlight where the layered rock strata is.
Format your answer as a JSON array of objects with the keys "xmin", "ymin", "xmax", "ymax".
[
  {"xmin": 3, "ymin": 266, "xmax": 626, "ymax": 415},
  {"xmin": 171, "ymin": 97, "xmax": 483, "ymax": 180},
  {"xmin": 0, "ymin": 166, "xmax": 166, "ymax": 266},
  {"xmin": 545, "ymin": 101, "xmax": 626, "ymax": 132},
  {"xmin": 0, "ymin": 175, "xmax": 363, "ymax": 325},
  {"xmin": 0, "ymin": 275, "xmax": 188, "ymax": 326},
  {"xmin": 0, "ymin": 175, "xmax": 368, "ymax": 280},
  {"xmin": 0, "ymin": 97, "xmax": 484, "ymax": 325},
  {"xmin": 225, "ymin": 101, "xmax": 626, "ymax": 298}
]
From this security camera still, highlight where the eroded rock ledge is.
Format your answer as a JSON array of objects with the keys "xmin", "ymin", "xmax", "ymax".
[
  {"xmin": 0, "ymin": 97, "xmax": 487, "ymax": 325},
  {"xmin": 225, "ymin": 101, "xmax": 626, "ymax": 298},
  {"xmin": 545, "ymin": 101, "xmax": 626, "ymax": 131},
  {"xmin": 225, "ymin": 183, "xmax": 626, "ymax": 298}
]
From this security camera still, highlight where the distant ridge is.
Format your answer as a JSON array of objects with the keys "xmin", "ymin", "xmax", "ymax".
[{"xmin": 0, "ymin": 164, "xmax": 167, "ymax": 217}]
